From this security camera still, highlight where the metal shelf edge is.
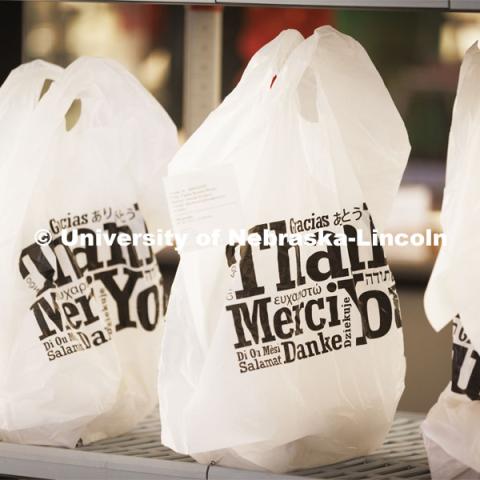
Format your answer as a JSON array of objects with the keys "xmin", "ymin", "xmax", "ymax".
[
  {"xmin": 0, "ymin": 441, "xmax": 300, "ymax": 480},
  {"xmin": 217, "ymin": 0, "xmax": 448, "ymax": 7}
]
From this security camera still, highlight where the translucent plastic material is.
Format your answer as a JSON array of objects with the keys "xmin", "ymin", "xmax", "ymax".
[
  {"xmin": 423, "ymin": 43, "xmax": 480, "ymax": 480},
  {"xmin": 0, "ymin": 57, "xmax": 178, "ymax": 447},
  {"xmin": 159, "ymin": 27, "xmax": 409, "ymax": 473}
]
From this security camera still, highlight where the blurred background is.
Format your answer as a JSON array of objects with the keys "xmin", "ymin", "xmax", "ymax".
[{"xmin": 1, "ymin": 1, "xmax": 476, "ymax": 413}]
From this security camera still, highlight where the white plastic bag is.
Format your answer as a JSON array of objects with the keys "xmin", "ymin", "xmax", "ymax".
[
  {"xmin": 0, "ymin": 56, "xmax": 178, "ymax": 446},
  {"xmin": 159, "ymin": 26, "xmax": 409, "ymax": 473},
  {"xmin": 423, "ymin": 43, "xmax": 480, "ymax": 479},
  {"xmin": 423, "ymin": 319, "xmax": 480, "ymax": 480}
]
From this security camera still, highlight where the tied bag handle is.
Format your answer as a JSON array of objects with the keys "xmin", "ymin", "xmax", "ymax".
[
  {"xmin": 204, "ymin": 29, "xmax": 304, "ymax": 118},
  {"xmin": 0, "ymin": 57, "xmax": 112, "ymax": 239},
  {"xmin": 168, "ymin": 29, "xmax": 303, "ymax": 175},
  {"xmin": 0, "ymin": 60, "xmax": 63, "ymax": 109},
  {"xmin": 266, "ymin": 29, "xmax": 321, "ymax": 100},
  {"xmin": 270, "ymin": 26, "xmax": 409, "ymax": 233},
  {"xmin": 0, "ymin": 60, "xmax": 64, "ymax": 171},
  {"xmin": 178, "ymin": 28, "xmax": 304, "ymax": 152},
  {"xmin": 236, "ymin": 29, "xmax": 304, "ymax": 96}
]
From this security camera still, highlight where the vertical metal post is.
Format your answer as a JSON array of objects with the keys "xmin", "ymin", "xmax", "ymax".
[{"xmin": 183, "ymin": 6, "xmax": 223, "ymax": 138}]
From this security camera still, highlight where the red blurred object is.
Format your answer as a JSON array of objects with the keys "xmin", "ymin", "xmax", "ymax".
[
  {"xmin": 237, "ymin": 8, "xmax": 334, "ymax": 63},
  {"xmin": 117, "ymin": 5, "xmax": 168, "ymax": 38},
  {"xmin": 188, "ymin": 5, "xmax": 223, "ymax": 11}
]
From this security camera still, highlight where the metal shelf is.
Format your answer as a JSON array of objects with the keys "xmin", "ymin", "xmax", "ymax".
[
  {"xmin": 68, "ymin": 0, "xmax": 477, "ymax": 9},
  {"xmin": 0, "ymin": 412, "xmax": 430, "ymax": 480},
  {"xmin": 43, "ymin": 0, "xmax": 480, "ymax": 10},
  {"xmin": 217, "ymin": 0, "xmax": 448, "ymax": 7},
  {"xmin": 450, "ymin": 0, "xmax": 480, "ymax": 9}
]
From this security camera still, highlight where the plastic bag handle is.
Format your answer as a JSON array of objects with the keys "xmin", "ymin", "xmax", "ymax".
[
  {"xmin": 218, "ymin": 30, "xmax": 304, "ymax": 111},
  {"xmin": 170, "ymin": 29, "xmax": 304, "ymax": 175},
  {"xmin": 36, "ymin": 58, "xmax": 110, "ymax": 127},
  {"xmin": 239, "ymin": 29, "xmax": 304, "ymax": 90},
  {"xmin": 0, "ymin": 60, "xmax": 63, "ymax": 110},
  {"xmin": 444, "ymin": 42, "xmax": 480, "ymax": 206},
  {"xmin": 268, "ymin": 29, "xmax": 322, "ymax": 99},
  {"xmin": 266, "ymin": 27, "xmax": 364, "ymax": 210},
  {"xmin": 269, "ymin": 26, "xmax": 409, "ymax": 232},
  {"xmin": 0, "ymin": 58, "xmax": 110, "ymax": 237}
]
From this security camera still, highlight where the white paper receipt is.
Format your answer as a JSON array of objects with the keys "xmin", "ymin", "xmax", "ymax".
[{"xmin": 164, "ymin": 165, "xmax": 244, "ymax": 248}]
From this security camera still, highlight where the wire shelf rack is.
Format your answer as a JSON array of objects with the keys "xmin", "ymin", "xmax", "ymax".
[{"xmin": 0, "ymin": 412, "xmax": 429, "ymax": 480}]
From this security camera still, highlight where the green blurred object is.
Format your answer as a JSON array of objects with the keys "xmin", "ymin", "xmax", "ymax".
[
  {"xmin": 406, "ymin": 91, "xmax": 454, "ymax": 159},
  {"xmin": 336, "ymin": 10, "xmax": 444, "ymax": 71},
  {"xmin": 336, "ymin": 10, "xmax": 449, "ymax": 160}
]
